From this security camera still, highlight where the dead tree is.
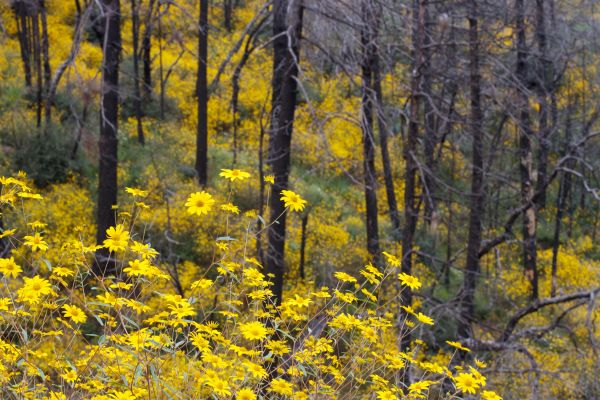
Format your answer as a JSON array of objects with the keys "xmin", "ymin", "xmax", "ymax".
[
  {"xmin": 265, "ymin": 0, "xmax": 304, "ymax": 305},
  {"xmin": 95, "ymin": 0, "xmax": 121, "ymax": 276}
]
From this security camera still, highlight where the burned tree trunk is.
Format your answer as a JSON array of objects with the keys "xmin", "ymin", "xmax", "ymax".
[
  {"xmin": 400, "ymin": 0, "xmax": 425, "ymax": 351},
  {"xmin": 458, "ymin": 0, "xmax": 484, "ymax": 340},
  {"xmin": 131, "ymin": 0, "xmax": 145, "ymax": 144},
  {"xmin": 95, "ymin": 0, "xmax": 121, "ymax": 276},
  {"xmin": 516, "ymin": 0, "xmax": 539, "ymax": 300},
  {"xmin": 39, "ymin": 0, "xmax": 51, "ymax": 126},
  {"xmin": 360, "ymin": 0, "xmax": 380, "ymax": 259},
  {"xmin": 195, "ymin": 0, "xmax": 209, "ymax": 185},
  {"xmin": 13, "ymin": 1, "xmax": 32, "ymax": 87},
  {"xmin": 141, "ymin": 0, "xmax": 156, "ymax": 100},
  {"xmin": 265, "ymin": 0, "xmax": 303, "ymax": 305}
]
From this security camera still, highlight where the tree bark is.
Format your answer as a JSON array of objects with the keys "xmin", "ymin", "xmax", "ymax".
[
  {"xmin": 535, "ymin": 0, "xmax": 550, "ymax": 209},
  {"xmin": 223, "ymin": 0, "xmax": 233, "ymax": 31},
  {"xmin": 458, "ymin": 0, "xmax": 484, "ymax": 340},
  {"xmin": 360, "ymin": 0, "xmax": 380, "ymax": 259},
  {"xmin": 39, "ymin": 0, "xmax": 51, "ymax": 126},
  {"xmin": 95, "ymin": 0, "xmax": 121, "ymax": 276},
  {"xmin": 195, "ymin": 0, "xmax": 209, "ymax": 186},
  {"xmin": 299, "ymin": 213, "xmax": 308, "ymax": 280},
  {"xmin": 516, "ymin": 0, "xmax": 539, "ymax": 300},
  {"xmin": 265, "ymin": 0, "xmax": 303, "ymax": 305},
  {"xmin": 131, "ymin": 0, "xmax": 145, "ymax": 145},
  {"xmin": 422, "ymin": 1, "xmax": 437, "ymax": 228},
  {"xmin": 13, "ymin": 1, "xmax": 32, "ymax": 87},
  {"xmin": 31, "ymin": 2, "xmax": 42, "ymax": 128},
  {"xmin": 400, "ymin": 0, "xmax": 424, "ymax": 352},
  {"xmin": 141, "ymin": 0, "xmax": 155, "ymax": 100},
  {"xmin": 370, "ymin": 7, "xmax": 401, "ymax": 240}
]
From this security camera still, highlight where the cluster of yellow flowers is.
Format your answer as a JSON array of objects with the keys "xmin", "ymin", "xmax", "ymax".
[{"xmin": 0, "ymin": 173, "xmax": 502, "ymax": 399}]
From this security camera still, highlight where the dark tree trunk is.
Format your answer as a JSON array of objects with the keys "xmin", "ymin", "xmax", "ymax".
[
  {"xmin": 422, "ymin": 1, "xmax": 437, "ymax": 227},
  {"xmin": 39, "ymin": 0, "xmax": 51, "ymax": 126},
  {"xmin": 360, "ymin": 0, "xmax": 380, "ymax": 259},
  {"xmin": 31, "ymin": 2, "xmax": 42, "ymax": 128},
  {"xmin": 195, "ymin": 0, "xmax": 209, "ymax": 186},
  {"xmin": 400, "ymin": 0, "xmax": 424, "ymax": 352},
  {"xmin": 224, "ymin": 0, "xmax": 233, "ymax": 31},
  {"xmin": 516, "ymin": 0, "xmax": 539, "ymax": 300},
  {"xmin": 141, "ymin": 0, "xmax": 155, "ymax": 100},
  {"xmin": 371, "ymin": 10, "xmax": 401, "ymax": 240},
  {"xmin": 131, "ymin": 0, "xmax": 145, "ymax": 145},
  {"xmin": 95, "ymin": 0, "xmax": 121, "ymax": 276},
  {"xmin": 265, "ymin": 0, "xmax": 303, "ymax": 305},
  {"xmin": 458, "ymin": 0, "xmax": 484, "ymax": 340},
  {"xmin": 535, "ymin": 0, "xmax": 550, "ymax": 209},
  {"xmin": 158, "ymin": 6, "xmax": 164, "ymax": 118},
  {"xmin": 299, "ymin": 213, "xmax": 308, "ymax": 280},
  {"xmin": 14, "ymin": 1, "xmax": 32, "ymax": 87}
]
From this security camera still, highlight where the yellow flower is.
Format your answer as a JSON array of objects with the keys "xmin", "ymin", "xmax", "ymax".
[
  {"xmin": 62, "ymin": 304, "xmax": 87, "ymax": 324},
  {"xmin": 0, "ymin": 257, "xmax": 22, "ymax": 278},
  {"xmin": 103, "ymin": 225, "xmax": 130, "ymax": 253},
  {"xmin": 124, "ymin": 259, "xmax": 152, "ymax": 277},
  {"xmin": 454, "ymin": 372, "xmax": 480, "ymax": 394},
  {"xmin": 244, "ymin": 361, "xmax": 267, "ymax": 379},
  {"xmin": 382, "ymin": 251, "xmax": 401, "ymax": 267},
  {"xmin": 207, "ymin": 377, "xmax": 231, "ymax": 396},
  {"xmin": 269, "ymin": 378, "xmax": 293, "ymax": 396},
  {"xmin": 264, "ymin": 174, "xmax": 275, "ymax": 185},
  {"xmin": 239, "ymin": 321, "xmax": 268, "ymax": 341},
  {"xmin": 0, "ymin": 297, "xmax": 11, "ymax": 311},
  {"xmin": 17, "ymin": 275, "xmax": 54, "ymax": 304},
  {"xmin": 220, "ymin": 202, "xmax": 240, "ymax": 214},
  {"xmin": 237, "ymin": 388, "xmax": 257, "ymax": 400},
  {"xmin": 125, "ymin": 187, "xmax": 148, "ymax": 197},
  {"xmin": 280, "ymin": 189, "xmax": 307, "ymax": 212},
  {"xmin": 0, "ymin": 229, "xmax": 16, "ymax": 239},
  {"xmin": 446, "ymin": 340, "xmax": 471, "ymax": 352},
  {"xmin": 265, "ymin": 339, "xmax": 290, "ymax": 356},
  {"xmin": 60, "ymin": 369, "xmax": 78, "ymax": 383},
  {"xmin": 409, "ymin": 380, "xmax": 434, "ymax": 394},
  {"xmin": 109, "ymin": 391, "xmax": 137, "ymax": 400},
  {"xmin": 376, "ymin": 390, "xmax": 397, "ymax": 400},
  {"xmin": 415, "ymin": 312, "xmax": 434, "ymax": 325},
  {"xmin": 185, "ymin": 191, "xmax": 215, "ymax": 215},
  {"xmin": 398, "ymin": 272, "xmax": 421, "ymax": 290},
  {"xmin": 23, "ymin": 232, "xmax": 48, "ymax": 252},
  {"xmin": 482, "ymin": 390, "xmax": 503, "ymax": 400},
  {"xmin": 334, "ymin": 271, "xmax": 357, "ymax": 283},
  {"xmin": 219, "ymin": 168, "xmax": 251, "ymax": 182}
]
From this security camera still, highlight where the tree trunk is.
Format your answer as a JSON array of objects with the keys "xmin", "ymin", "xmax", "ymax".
[
  {"xmin": 299, "ymin": 213, "xmax": 308, "ymax": 280},
  {"xmin": 535, "ymin": 0, "xmax": 550, "ymax": 209},
  {"xmin": 516, "ymin": 0, "xmax": 539, "ymax": 300},
  {"xmin": 400, "ymin": 0, "xmax": 424, "ymax": 352},
  {"xmin": 458, "ymin": 0, "xmax": 484, "ymax": 340},
  {"xmin": 95, "ymin": 0, "xmax": 121, "ymax": 276},
  {"xmin": 31, "ymin": 2, "xmax": 42, "ymax": 128},
  {"xmin": 195, "ymin": 0, "xmax": 209, "ymax": 186},
  {"xmin": 131, "ymin": 0, "xmax": 145, "ymax": 145},
  {"xmin": 142, "ymin": 0, "xmax": 155, "ymax": 100},
  {"xmin": 360, "ymin": 0, "xmax": 380, "ymax": 259},
  {"xmin": 265, "ymin": 0, "xmax": 303, "ymax": 305},
  {"xmin": 422, "ymin": 1, "xmax": 437, "ymax": 228},
  {"xmin": 13, "ymin": 1, "xmax": 32, "ymax": 87},
  {"xmin": 371, "ymin": 12, "xmax": 401, "ymax": 240},
  {"xmin": 224, "ymin": 0, "xmax": 233, "ymax": 31},
  {"xmin": 39, "ymin": 0, "xmax": 51, "ymax": 126}
]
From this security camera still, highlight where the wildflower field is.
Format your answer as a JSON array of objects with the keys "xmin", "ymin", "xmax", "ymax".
[{"xmin": 0, "ymin": 0, "xmax": 599, "ymax": 399}]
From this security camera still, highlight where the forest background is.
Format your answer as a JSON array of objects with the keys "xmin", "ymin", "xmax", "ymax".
[{"xmin": 0, "ymin": 0, "xmax": 599, "ymax": 399}]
